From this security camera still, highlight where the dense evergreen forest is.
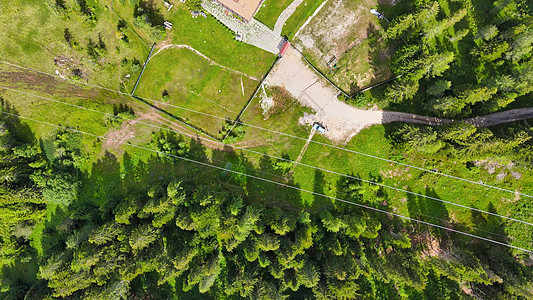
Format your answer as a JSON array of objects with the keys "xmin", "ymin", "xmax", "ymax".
[
  {"xmin": 1, "ymin": 95, "xmax": 532, "ymax": 299},
  {"xmin": 380, "ymin": 0, "xmax": 532, "ymax": 116},
  {"xmin": 0, "ymin": 0, "xmax": 532, "ymax": 299}
]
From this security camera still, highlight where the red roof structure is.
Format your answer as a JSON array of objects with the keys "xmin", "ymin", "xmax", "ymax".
[{"xmin": 279, "ymin": 41, "xmax": 290, "ymax": 56}]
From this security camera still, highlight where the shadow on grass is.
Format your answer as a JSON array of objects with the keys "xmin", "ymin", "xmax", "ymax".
[
  {"xmin": 406, "ymin": 188, "xmax": 450, "ymax": 245},
  {"xmin": 0, "ymin": 97, "xmax": 35, "ymax": 144}
]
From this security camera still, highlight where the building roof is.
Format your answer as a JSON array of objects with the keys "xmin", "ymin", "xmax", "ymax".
[
  {"xmin": 279, "ymin": 41, "xmax": 290, "ymax": 56},
  {"xmin": 217, "ymin": 0, "xmax": 263, "ymax": 22}
]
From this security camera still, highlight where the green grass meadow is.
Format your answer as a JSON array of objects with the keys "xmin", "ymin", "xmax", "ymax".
[
  {"xmin": 165, "ymin": 4, "xmax": 276, "ymax": 79},
  {"xmin": 254, "ymin": 0, "xmax": 294, "ymax": 29},
  {"xmin": 0, "ymin": 0, "xmax": 150, "ymax": 92},
  {"xmin": 237, "ymin": 86, "xmax": 533, "ymax": 249},
  {"xmin": 135, "ymin": 48, "xmax": 261, "ymax": 137},
  {"xmin": 282, "ymin": 0, "xmax": 327, "ymax": 38}
]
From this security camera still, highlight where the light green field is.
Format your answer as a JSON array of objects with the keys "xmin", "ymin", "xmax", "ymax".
[
  {"xmin": 0, "ymin": 0, "xmax": 150, "ymax": 92},
  {"xmin": 135, "ymin": 48, "xmax": 260, "ymax": 137},
  {"xmin": 239, "ymin": 87, "xmax": 311, "ymax": 161},
  {"xmin": 282, "ymin": 0, "xmax": 327, "ymax": 38},
  {"xmin": 165, "ymin": 4, "xmax": 276, "ymax": 79},
  {"xmin": 255, "ymin": 0, "xmax": 294, "ymax": 29}
]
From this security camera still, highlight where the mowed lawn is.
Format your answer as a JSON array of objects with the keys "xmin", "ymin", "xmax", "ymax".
[
  {"xmin": 282, "ymin": 0, "xmax": 327, "ymax": 38},
  {"xmin": 254, "ymin": 0, "xmax": 294, "ymax": 29},
  {"xmin": 166, "ymin": 4, "xmax": 275, "ymax": 79},
  {"xmin": 135, "ymin": 48, "xmax": 260, "ymax": 137}
]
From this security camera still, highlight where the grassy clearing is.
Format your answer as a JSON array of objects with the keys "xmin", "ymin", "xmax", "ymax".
[
  {"xmin": 239, "ymin": 86, "xmax": 312, "ymax": 160},
  {"xmin": 254, "ymin": 0, "xmax": 294, "ymax": 29},
  {"xmin": 224, "ymin": 71, "xmax": 532, "ymax": 246},
  {"xmin": 135, "ymin": 48, "xmax": 260, "ymax": 137},
  {"xmin": 165, "ymin": 4, "xmax": 276, "ymax": 79},
  {"xmin": 293, "ymin": 0, "xmax": 393, "ymax": 93},
  {"xmin": 329, "ymin": 36, "xmax": 392, "ymax": 93},
  {"xmin": 282, "ymin": 0, "xmax": 327, "ymax": 38},
  {"xmin": 112, "ymin": 1, "xmax": 276, "ymax": 78},
  {"xmin": 0, "ymin": 0, "xmax": 150, "ymax": 92},
  {"xmin": 289, "ymin": 123, "xmax": 533, "ymax": 249}
]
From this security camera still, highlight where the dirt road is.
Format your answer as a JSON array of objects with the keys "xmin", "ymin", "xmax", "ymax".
[{"xmin": 266, "ymin": 47, "xmax": 533, "ymax": 143}]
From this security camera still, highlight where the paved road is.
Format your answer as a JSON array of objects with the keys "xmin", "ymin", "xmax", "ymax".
[{"xmin": 383, "ymin": 109, "xmax": 533, "ymax": 128}]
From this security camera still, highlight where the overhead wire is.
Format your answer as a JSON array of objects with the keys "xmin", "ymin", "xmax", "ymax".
[
  {"xmin": 0, "ymin": 86, "xmax": 288, "ymax": 182},
  {"xmin": 0, "ymin": 109, "xmax": 531, "ymax": 254},
  {"xmin": 2, "ymin": 86, "xmax": 532, "ymax": 227},
  {"xmin": 1, "ymin": 59, "xmax": 531, "ymax": 200}
]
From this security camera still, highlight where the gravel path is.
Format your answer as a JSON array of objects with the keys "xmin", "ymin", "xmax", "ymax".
[
  {"xmin": 202, "ymin": 0, "xmax": 284, "ymax": 54},
  {"xmin": 267, "ymin": 46, "xmax": 383, "ymax": 142},
  {"xmin": 273, "ymin": 0, "xmax": 305, "ymax": 35},
  {"xmin": 266, "ymin": 47, "xmax": 533, "ymax": 143}
]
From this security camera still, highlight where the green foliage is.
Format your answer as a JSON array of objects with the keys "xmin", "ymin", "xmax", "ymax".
[
  {"xmin": 133, "ymin": 0, "xmax": 165, "ymax": 40},
  {"xmin": 87, "ymin": 34, "xmax": 108, "ymax": 61},
  {"xmin": 152, "ymin": 131, "xmax": 190, "ymax": 160},
  {"xmin": 77, "ymin": 0, "xmax": 95, "ymax": 20},
  {"xmin": 0, "ymin": 104, "xmax": 47, "ymax": 296},
  {"xmin": 221, "ymin": 119, "xmax": 246, "ymax": 143},
  {"xmin": 185, "ymin": 0, "xmax": 202, "ymax": 11},
  {"xmin": 383, "ymin": 0, "xmax": 532, "ymax": 117},
  {"xmin": 475, "ymin": 25, "xmax": 499, "ymax": 42},
  {"xmin": 506, "ymin": 25, "xmax": 533, "ymax": 62},
  {"xmin": 30, "ymin": 131, "xmax": 84, "ymax": 207},
  {"xmin": 273, "ymin": 153, "xmax": 293, "ymax": 173},
  {"xmin": 1, "ymin": 123, "xmax": 531, "ymax": 299},
  {"xmin": 55, "ymin": 0, "xmax": 67, "ymax": 11},
  {"xmin": 63, "ymin": 28, "xmax": 73, "ymax": 47},
  {"xmin": 399, "ymin": 125, "xmax": 445, "ymax": 154},
  {"xmin": 427, "ymin": 80, "xmax": 451, "ymax": 97},
  {"xmin": 385, "ymin": 79, "xmax": 420, "ymax": 103}
]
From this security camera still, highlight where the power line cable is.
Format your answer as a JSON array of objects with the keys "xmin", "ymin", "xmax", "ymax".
[
  {"xmin": 2, "ymin": 86, "xmax": 532, "ymax": 227},
  {"xmin": 1, "ymin": 60, "xmax": 532, "ymax": 200},
  {"xmin": 0, "ymin": 109, "xmax": 531, "ymax": 254},
  {"xmin": 0, "ymin": 86, "xmax": 288, "ymax": 182}
]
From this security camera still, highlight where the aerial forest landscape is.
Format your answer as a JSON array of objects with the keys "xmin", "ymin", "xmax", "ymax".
[{"xmin": 0, "ymin": 0, "xmax": 532, "ymax": 299}]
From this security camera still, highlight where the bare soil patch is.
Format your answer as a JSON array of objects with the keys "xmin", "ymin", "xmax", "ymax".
[
  {"xmin": 293, "ymin": 0, "xmax": 392, "ymax": 91},
  {"xmin": 0, "ymin": 70, "xmax": 103, "ymax": 100},
  {"xmin": 266, "ymin": 46, "xmax": 383, "ymax": 143}
]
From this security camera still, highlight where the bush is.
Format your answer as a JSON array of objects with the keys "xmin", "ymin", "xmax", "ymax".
[
  {"xmin": 55, "ymin": 0, "xmax": 67, "ymax": 11},
  {"xmin": 77, "ymin": 0, "xmax": 95, "ymax": 20},
  {"xmin": 63, "ymin": 28, "xmax": 73, "ymax": 47},
  {"xmin": 162, "ymin": 90, "xmax": 169, "ymax": 101}
]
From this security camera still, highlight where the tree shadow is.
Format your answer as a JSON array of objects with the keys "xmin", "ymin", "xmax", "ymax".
[
  {"xmin": 406, "ymin": 188, "xmax": 450, "ymax": 242},
  {"xmin": 312, "ymin": 169, "xmax": 326, "ymax": 208},
  {"xmin": 467, "ymin": 202, "xmax": 533, "ymax": 297},
  {"xmin": 0, "ymin": 97, "xmax": 35, "ymax": 144},
  {"xmin": 134, "ymin": 0, "xmax": 165, "ymax": 27}
]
